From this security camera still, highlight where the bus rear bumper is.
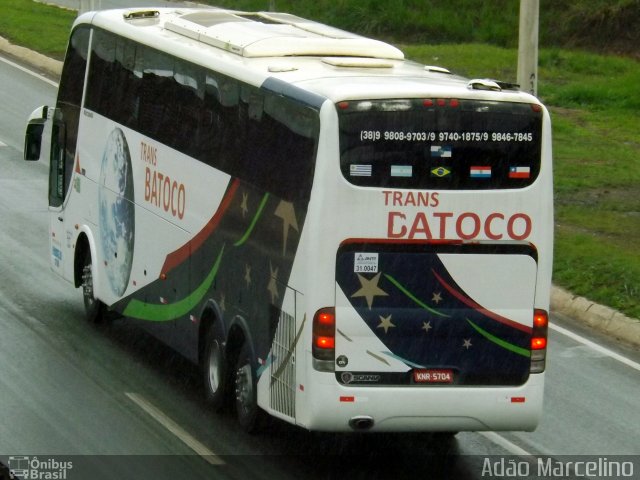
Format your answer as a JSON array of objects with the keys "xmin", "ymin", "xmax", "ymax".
[{"xmin": 299, "ymin": 373, "xmax": 544, "ymax": 433}]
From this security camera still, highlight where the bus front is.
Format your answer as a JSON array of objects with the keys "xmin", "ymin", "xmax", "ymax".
[{"xmin": 303, "ymin": 87, "xmax": 552, "ymax": 433}]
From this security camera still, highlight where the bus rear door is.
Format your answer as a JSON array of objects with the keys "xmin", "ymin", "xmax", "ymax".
[{"xmin": 334, "ymin": 243, "xmax": 538, "ymax": 388}]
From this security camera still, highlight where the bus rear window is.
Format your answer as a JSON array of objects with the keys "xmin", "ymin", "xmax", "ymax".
[{"xmin": 338, "ymin": 99, "xmax": 543, "ymax": 189}]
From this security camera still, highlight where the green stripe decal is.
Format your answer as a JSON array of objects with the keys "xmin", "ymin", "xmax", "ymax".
[
  {"xmin": 381, "ymin": 351, "xmax": 425, "ymax": 369},
  {"xmin": 234, "ymin": 193, "xmax": 269, "ymax": 247},
  {"xmin": 466, "ymin": 319, "xmax": 530, "ymax": 358},
  {"xmin": 383, "ymin": 274, "xmax": 450, "ymax": 318},
  {"xmin": 124, "ymin": 246, "xmax": 225, "ymax": 322}
]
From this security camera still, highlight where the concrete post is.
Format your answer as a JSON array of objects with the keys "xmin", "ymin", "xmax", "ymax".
[{"xmin": 517, "ymin": 0, "xmax": 539, "ymax": 97}]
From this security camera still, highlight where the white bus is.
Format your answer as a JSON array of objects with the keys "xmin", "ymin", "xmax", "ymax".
[{"xmin": 25, "ymin": 7, "xmax": 553, "ymax": 433}]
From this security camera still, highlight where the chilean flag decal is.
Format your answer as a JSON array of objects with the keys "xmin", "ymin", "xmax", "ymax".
[{"xmin": 509, "ymin": 166, "xmax": 531, "ymax": 179}]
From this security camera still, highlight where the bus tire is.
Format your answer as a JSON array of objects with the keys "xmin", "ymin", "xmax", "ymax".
[
  {"xmin": 233, "ymin": 341, "xmax": 264, "ymax": 433},
  {"xmin": 81, "ymin": 250, "xmax": 105, "ymax": 323},
  {"xmin": 203, "ymin": 324, "xmax": 227, "ymax": 412}
]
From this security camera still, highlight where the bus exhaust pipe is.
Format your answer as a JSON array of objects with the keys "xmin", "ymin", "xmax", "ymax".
[{"xmin": 349, "ymin": 416, "xmax": 374, "ymax": 431}]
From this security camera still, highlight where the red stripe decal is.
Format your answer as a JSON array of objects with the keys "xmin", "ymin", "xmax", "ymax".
[
  {"xmin": 161, "ymin": 179, "xmax": 240, "ymax": 275},
  {"xmin": 432, "ymin": 269, "xmax": 532, "ymax": 334}
]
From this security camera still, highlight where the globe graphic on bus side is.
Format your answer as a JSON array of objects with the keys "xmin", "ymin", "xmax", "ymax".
[{"xmin": 98, "ymin": 128, "xmax": 135, "ymax": 297}]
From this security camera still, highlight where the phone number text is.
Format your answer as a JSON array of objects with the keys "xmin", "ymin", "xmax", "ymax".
[{"xmin": 359, "ymin": 130, "xmax": 533, "ymax": 142}]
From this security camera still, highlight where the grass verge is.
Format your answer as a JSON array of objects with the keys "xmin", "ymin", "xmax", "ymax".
[{"xmin": 0, "ymin": 0, "xmax": 75, "ymax": 59}]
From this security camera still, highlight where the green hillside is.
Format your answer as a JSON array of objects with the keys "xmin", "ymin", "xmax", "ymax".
[{"xmin": 207, "ymin": 0, "xmax": 640, "ymax": 58}]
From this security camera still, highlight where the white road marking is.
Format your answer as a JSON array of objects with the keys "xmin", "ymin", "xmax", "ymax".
[
  {"xmin": 550, "ymin": 322, "xmax": 640, "ymax": 373},
  {"xmin": 0, "ymin": 55, "xmax": 59, "ymax": 87},
  {"xmin": 478, "ymin": 431, "xmax": 535, "ymax": 457},
  {"xmin": 125, "ymin": 392, "xmax": 225, "ymax": 466},
  {"xmin": 0, "ymin": 141, "xmax": 7, "ymax": 147}
]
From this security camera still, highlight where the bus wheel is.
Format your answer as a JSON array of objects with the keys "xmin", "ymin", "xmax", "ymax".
[
  {"xmin": 233, "ymin": 342, "xmax": 263, "ymax": 432},
  {"xmin": 203, "ymin": 325, "xmax": 226, "ymax": 412},
  {"xmin": 81, "ymin": 251, "xmax": 104, "ymax": 323}
]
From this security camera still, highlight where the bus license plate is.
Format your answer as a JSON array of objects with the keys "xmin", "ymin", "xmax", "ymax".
[{"xmin": 413, "ymin": 369, "xmax": 454, "ymax": 384}]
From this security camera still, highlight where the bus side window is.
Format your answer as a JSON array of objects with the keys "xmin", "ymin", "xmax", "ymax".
[
  {"xmin": 173, "ymin": 60, "xmax": 204, "ymax": 156},
  {"xmin": 201, "ymin": 75, "xmax": 222, "ymax": 165},
  {"xmin": 137, "ymin": 48, "xmax": 175, "ymax": 140},
  {"xmin": 112, "ymin": 37, "xmax": 140, "ymax": 128},
  {"xmin": 245, "ymin": 92, "xmax": 319, "ymax": 202},
  {"xmin": 50, "ymin": 26, "xmax": 89, "ymax": 207},
  {"xmin": 201, "ymin": 73, "xmax": 239, "ymax": 171},
  {"xmin": 86, "ymin": 29, "xmax": 117, "ymax": 121}
]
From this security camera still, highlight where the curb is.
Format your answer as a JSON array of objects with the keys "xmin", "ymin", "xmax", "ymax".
[
  {"xmin": 551, "ymin": 286, "xmax": 640, "ymax": 348},
  {"xmin": 2, "ymin": 36, "xmax": 639, "ymax": 350},
  {"xmin": 0, "ymin": 37, "xmax": 63, "ymax": 78}
]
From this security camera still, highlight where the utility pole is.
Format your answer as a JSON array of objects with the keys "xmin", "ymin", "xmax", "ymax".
[{"xmin": 517, "ymin": 0, "xmax": 539, "ymax": 97}]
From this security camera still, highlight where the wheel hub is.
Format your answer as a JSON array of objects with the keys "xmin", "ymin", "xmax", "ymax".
[
  {"xmin": 208, "ymin": 341, "xmax": 221, "ymax": 391},
  {"xmin": 235, "ymin": 364, "xmax": 253, "ymax": 412},
  {"xmin": 82, "ymin": 265, "xmax": 94, "ymax": 302}
]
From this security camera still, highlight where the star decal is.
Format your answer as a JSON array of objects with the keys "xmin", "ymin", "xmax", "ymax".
[
  {"xmin": 432, "ymin": 291, "xmax": 443, "ymax": 304},
  {"xmin": 267, "ymin": 263, "xmax": 279, "ymax": 304},
  {"xmin": 421, "ymin": 321, "xmax": 432, "ymax": 333},
  {"xmin": 274, "ymin": 200, "xmax": 299, "ymax": 256},
  {"xmin": 462, "ymin": 339, "xmax": 472, "ymax": 349},
  {"xmin": 377, "ymin": 314, "xmax": 395, "ymax": 334},
  {"xmin": 351, "ymin": 272, "xmax": 388, "ymax": 310},
  {"xmin": 240, "ymin": 192, "xmax": 249, "ymax": 218},
  {"xmin": 244, "ymin": 264, "xmax": 252, "ymax": 288}
]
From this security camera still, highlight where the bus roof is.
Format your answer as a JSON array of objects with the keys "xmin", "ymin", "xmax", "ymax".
[{"xmin": 81, "ymin": 8, "xmax": 535, "ymax": 104}]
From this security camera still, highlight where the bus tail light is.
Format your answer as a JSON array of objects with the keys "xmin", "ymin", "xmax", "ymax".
[
  {"xmin": 424, "ymin": 98, "xmax": 459, "ymax": 108},
  {"xmin": 312, "ymin": 307, "xmax": 335, "ymax": 371},
  {"xmin": 530, "ymin": 309, "xmax": 548, "ymax": 373}
]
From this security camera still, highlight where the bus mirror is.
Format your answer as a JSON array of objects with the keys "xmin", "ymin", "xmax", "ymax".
[
  {"xmin": 24, "ymin": 106, "xmax": 49, "ymax": 161},
  {"xmin": 25, "ymin": 123, "xmax": 45, "ymax": 161}
]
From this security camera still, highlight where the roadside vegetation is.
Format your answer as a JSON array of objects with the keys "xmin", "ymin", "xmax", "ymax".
[
  {"xmin": 0, "ymin": 1, "xmax": 74, "ymax": 59},
  {"xmin": 2, "ymin": 0, "xmax": 638, "ymax": 318},
  {"xmin": 403, "ymin": 44, "xmax": 640, "ymax": 319}
]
